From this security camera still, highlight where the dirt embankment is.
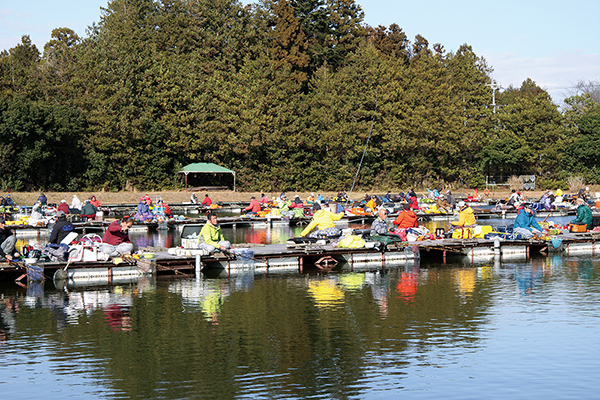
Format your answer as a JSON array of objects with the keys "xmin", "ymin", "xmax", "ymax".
[{"xmin": 2, "ymin": 188, "xmax": 562, "ymax": 206}]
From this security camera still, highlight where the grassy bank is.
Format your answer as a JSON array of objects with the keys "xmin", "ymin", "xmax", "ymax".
[{"xmin": 1, "ymin": 188, "xmax": 573, "ymax": 207}]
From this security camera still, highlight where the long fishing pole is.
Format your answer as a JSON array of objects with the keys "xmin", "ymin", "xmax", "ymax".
[{"xmin": 346, "ymin": 84, "xmax": 378, "ymax": 207}]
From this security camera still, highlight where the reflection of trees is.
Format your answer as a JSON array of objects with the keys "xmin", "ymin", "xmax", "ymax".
[{"xmin": 0, "ymin": 267, "xmax": 498, "ymax": 398}]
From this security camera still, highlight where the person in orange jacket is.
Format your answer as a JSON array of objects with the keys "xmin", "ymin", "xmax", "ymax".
[{"xmin": 393, "ymin": 204, "xmax": 418, "ymax": 229}]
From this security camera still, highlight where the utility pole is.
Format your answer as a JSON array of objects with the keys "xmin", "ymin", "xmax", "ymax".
[{"xmin": 488, "ymin": 81, "xmax": 501, "ymax": 114}]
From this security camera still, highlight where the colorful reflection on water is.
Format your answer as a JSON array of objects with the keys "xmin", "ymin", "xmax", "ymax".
[{"xmin": 1, "ymin": 254, "xmax": 599, "ymax": 399}]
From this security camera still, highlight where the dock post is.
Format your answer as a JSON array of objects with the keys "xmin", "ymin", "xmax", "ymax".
[
  {"xmin": 299, "ymin": 256, "xmax": 303, "ymax": 273},
  {"xmin": 195, "ymin": 254, "xmax": 201, "ymax": 277},
  {"xmin": 502, "ymin": 210, "xmax": 506, "ymax": 219},
  {"xmin": 494, "ymin": 238, "xmax": 501, "ymax": 255},
  {"xmin": 443, "ymin": 250, "xmax": 446, "ymax": 264}
]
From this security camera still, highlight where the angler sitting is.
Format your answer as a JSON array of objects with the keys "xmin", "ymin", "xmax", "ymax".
[
  {"xmin": 99, "ymin": 216, "xmax": 134, "ymax": 257},
  {"xmin": 393, "ymin": 204, "xmax": 418, "ymax": 229},
  {"xmin": 244, "ymin": 196, "xmax": 261, "ymax": 216},
  {"xmin": 370, "ymin": 208, "xmax": 390, "ymax": 235},
  {"xmin": 451, "ymin": 201, "xmax": 476, "ymax": 227},
  {"xmin": 436, "ymin": 194, "xmax": 452, "ymax": 212},
  {"xmin": 134, "ymin": 197, "xmax": 153, "ymax": 222},
  {"xmin": 81, "ymin": 200, "xmax": 97, "ymax": 222},
  {"xmin": 570, "ymin": 198, "xmax": 593, "ymax": 231},
  {"xmin": 513, "ymin": 203, "xmax": 544, "ymax": 239},
  {"xmin": 300, "ymin": 203, "xmax": 344, "ymax": 238},
  {"xmin": 0, "ymin": 217, "xmax": 20, "ymax": 262},
  {"xmin": 198, "ymin": 212, "xmax": 231, "ymax": 253},
  {"xmin": 49, "ymin": 211, "xmax": 74, "ymax": 245}
]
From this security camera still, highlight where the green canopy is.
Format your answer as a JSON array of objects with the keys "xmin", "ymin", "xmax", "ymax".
[{"xmin": 178, "ymin": 163, "xmax": 236, "ymax": 191}]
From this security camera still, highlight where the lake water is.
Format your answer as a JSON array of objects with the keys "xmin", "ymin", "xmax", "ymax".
[{"xmin": 2, "ymin": 216, "xmax": 599, "ymax": 399}]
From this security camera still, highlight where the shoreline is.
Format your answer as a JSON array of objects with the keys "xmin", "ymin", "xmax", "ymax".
[{"xmin": 1, "ymin": 188, "xmax": 576, "ymax": 207}]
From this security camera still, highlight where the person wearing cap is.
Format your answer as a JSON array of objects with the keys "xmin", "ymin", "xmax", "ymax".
[
  {"xmin": 278, "ymin": 195, "xmax": 293, "ymax": 217},
  {"xmin": 451, "ymin": 201, "xmax": 476, "ymax": 227},
  {"xmin": 49, "ymin": 211, "xmax": 75, "ymax": 245},
  {"xmin": 81, "ymin": 200, "xmax": 97, "ymax": 222},
  {"xmin": 0, "ymin": 216, "xmax": 19, "ymax": 262},
  {"xmin": 436, "ymin": 194, "xmax": 451, "ymax": 212},
  {"xmin": 4, "ymin": 194, "xmax": 15, "ymax": 207},
  {"xmin": 37, "ymin": 192, "xmax": 47, "ymax": 205},
  {"xmin": 306, "ymin": 193, "xmax": 316, "ymax": 205},
  {"xmin": 292, "ymin": 194, "xmax": 304, "ymax": 207},
  {"xmin": 570, "ymin": 198, "xmax": 593, "ymax": 230},
  {"xmin": 513, "ymin": 203, "xmax": 544, "ymax": 238},
  {"xmin": 244, "ymin": 196, "xmax": 261, "ymax": 216},
  {"xmin": 300, "ymin": 203, "xmax": 344, "ymax": 238},
  {"xmin": 190, "ymin": 192, "xmax": 199, "ymax": 204},
  {"xmin": 383, "ymin": 191, "xmax": 392, "ymax": 203},
  {"xmin": 393, "ymin": 203, "xmax": 418, "ymax": 229},
  {"xmin": 134, "ymin": 197, "xmax": 152, "ymax": 222},
  {"xmin": 90, "ymin": 195, "xmax": 102, "ymax": 208},
  {"xmin": 371, "ymin": 208, "xmax": 390, "ymax": 235},
  {"xmin": 156, "ymin": 199, "xmax": 172, "ymax": 218},
  {"xmin": 99, "ymin": 216, "xmax": 134, "ymax": 257},
  {"xmin": 198, "ymin": 211, "xmax": 230, "ymax": 253},
  {"xmin": 539, "ymin": 190, "xmax": 553, "ymax": 210},
  {"xmin": 57, "ymin": 199, "xmax": 70, "ymax": 215}
]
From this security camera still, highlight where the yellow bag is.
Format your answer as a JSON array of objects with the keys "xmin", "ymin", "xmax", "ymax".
[
  {"xmin": 473, "ymin": 225, "xmax": 493, "ymax": 239},
  {"xmin": 338, "ymin": 235, "xmax": 366, "ymax": 248},
  {"xmin": 452, "ymin": 227, "xmax": 473, "ymax": 239}
]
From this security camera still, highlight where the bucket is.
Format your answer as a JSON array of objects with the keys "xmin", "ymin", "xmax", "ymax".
[
  {"xmin": 95, "ymin": 211, "xmax": 104, "ymax": 222},
  {"xmin": 596, "ymin": 201, "xmax": 600, "ymax": 209},
  {"xmin": 569, "ymin": 223, "xmax": 587, "ymax": 233}
]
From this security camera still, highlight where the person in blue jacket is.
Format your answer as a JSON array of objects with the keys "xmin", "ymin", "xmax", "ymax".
[{"xmin": 513, "ymin": 203, "xmax": 544, "ymax": 238}]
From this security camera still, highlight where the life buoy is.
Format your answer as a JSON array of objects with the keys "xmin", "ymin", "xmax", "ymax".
[{"xmin": 484, "ymin": 189, "xmax": 490, "ymax": 196}]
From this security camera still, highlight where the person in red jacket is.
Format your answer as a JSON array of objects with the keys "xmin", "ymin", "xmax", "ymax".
[
  {"xmin": 201, "ymin": 194, "xmax": 212, "ymax": 207},
  {"xmin": 99, "ymin": 217, "xmax": 134, "ymax": 257},
  {"xmin": 393, "ymin": 204, "xmax": 418, "ymax": 229},
  {"xmin": 244, "ymin": 196, "xmax": 261, "ymax": 215},
  {"xmin": 57, "ymin": 199, "xmax": 70, "ymax": 214},
  {"xmin": 408, "ymin": 191, "xmax": 419, "ymax": 209}
]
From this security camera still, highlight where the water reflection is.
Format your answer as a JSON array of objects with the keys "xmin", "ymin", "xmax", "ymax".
[
  {"xmin": 1, "ymin": 255, "xmax": 599, "ymax": 399},
  {"xmin": 307, "ymin": 278, "xmax": 345, "ymax": 309}
]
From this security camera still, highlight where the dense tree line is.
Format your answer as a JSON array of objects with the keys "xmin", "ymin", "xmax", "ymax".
[{"xmin": 0, "ymin": 0, "xmax": 598, "ymax": 192}]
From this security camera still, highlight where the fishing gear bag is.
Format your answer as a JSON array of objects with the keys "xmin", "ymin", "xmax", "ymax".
[{"xmin": 42, "ymin": 243, "xmax": 70, "ymax": 262}]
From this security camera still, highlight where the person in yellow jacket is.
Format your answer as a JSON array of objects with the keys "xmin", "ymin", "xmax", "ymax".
[
  {"xmin": 199, "ymin": 212, "xmax": 231, "ymax": 253},
  {"xmin": 300, "ymin": 203, "xmax": 344, "ymax": 238},
  {"xmin": 451, "ymin": 201, "xmax": 476, "ymax": 227}
]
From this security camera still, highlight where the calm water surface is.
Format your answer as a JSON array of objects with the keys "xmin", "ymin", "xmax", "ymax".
[{"xmin": 2, "ymin": 217, "xmax": 599, "ymax": 399}]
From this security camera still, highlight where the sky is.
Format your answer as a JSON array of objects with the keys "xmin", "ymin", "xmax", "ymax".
[{"xmin": 1, "ymin": 0, "xmax": 598, "ymax": 104}]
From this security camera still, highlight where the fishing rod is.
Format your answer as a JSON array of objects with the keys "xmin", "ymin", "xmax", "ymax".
[{"xmin": 346, "ymin": 83, "xmax": 378, "ymax": 207}]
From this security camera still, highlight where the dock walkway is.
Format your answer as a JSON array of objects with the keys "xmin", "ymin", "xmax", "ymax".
[{"xmin": 4, "ymin": 231, "xmax": 600, "ymax": 285}]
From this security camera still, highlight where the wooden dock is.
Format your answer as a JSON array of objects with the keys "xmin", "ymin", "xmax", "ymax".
[{"xmin": 4, "ymin": 230, "xmax": 600, "ymax": 286}]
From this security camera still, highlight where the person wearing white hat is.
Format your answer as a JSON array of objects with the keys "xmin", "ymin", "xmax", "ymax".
[
  {"xmin": 436, "ymin": 194, "xmax": 451, "ymax": 212},
  {"xmin": 57, "ymin": 199, "xmax": 70, "ymax": 215}
]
